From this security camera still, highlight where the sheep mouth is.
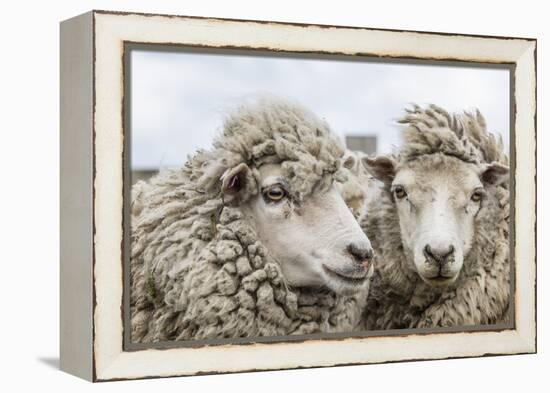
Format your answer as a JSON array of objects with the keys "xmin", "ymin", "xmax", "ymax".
[
  {"xmin": 427, "ymin": 276, "xmax": 452, "ymax": 282},
  {"xmin": 421, "ymin": 273, "xmax": 457, "ymax": 286},
  {"xmin": 322, "ymin": 264, "xmax": 369, "ymax": 285}
]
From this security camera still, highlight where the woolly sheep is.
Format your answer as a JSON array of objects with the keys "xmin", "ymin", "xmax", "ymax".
[
  {"xmin": 130, "ymin": 97, "xmax": 374, "ymax": 343},
  {"xmin": 360, "ymin": 104, "xmax": 510, "ymax": 329}
]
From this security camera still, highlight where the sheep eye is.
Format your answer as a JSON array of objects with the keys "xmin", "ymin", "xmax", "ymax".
[
  {"xmin": 264, "ymin": 185, "xmax": 286, "ymax": 202},
  {"xmin": 471, "ymin": 189, "xmax": 484, "ymax": 202},
  {"xmin": 394, "ymin": 185, "xmax": 407, "ymax": 200}
]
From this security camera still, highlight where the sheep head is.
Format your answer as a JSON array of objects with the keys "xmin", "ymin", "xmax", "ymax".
[
  {"xmin": 233, "ymin": 163, "xmax": 373, "ymax": 296},
  {"xmin": 363, "ymin": 104, "xmax": 508, "ymax": 287},
  {"xmin": 207, "ymin": 97, "xmax": 374, "ymax": 295}
]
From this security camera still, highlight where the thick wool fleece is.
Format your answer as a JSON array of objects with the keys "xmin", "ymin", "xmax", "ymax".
[
  {"xmin": 361, "ymin": 105, "xmax": 510, "ymax": 329},
  {"xmin": 130, "ymin": 98, "xmax": 366, "ymax": 343}
]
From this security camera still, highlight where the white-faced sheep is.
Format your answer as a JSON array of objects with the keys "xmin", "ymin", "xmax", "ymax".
[
  {"xmin": 130, "ymin": 98, "xmax": 374, "ymax": 343},
  {"xmin": 361, "ymin": 104, "xmax": 510, "ymax": 329}
]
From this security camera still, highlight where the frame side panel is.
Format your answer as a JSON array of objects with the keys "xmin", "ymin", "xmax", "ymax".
[{"xmin": 60, "ymin": 11, "xmax": 94, "ymax": 381}]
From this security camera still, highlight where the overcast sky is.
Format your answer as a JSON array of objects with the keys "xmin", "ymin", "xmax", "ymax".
[{"xmin": 130, "ymin": 49, "xmax": 510, "ymax": 170}]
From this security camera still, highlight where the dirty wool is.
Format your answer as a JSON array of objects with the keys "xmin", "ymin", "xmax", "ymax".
[{"xmin": 131, "ymin": 98, "xmax": 368, "ymax": 342}]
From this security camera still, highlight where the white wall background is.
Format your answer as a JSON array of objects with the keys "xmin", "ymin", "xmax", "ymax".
[
  {"xmin": 0, "ymin": 1, "xmax": 546, "ymax": 392},
  {"xmin": 130, "ymin": 49, "xmax": 509, "ymax": 170}
]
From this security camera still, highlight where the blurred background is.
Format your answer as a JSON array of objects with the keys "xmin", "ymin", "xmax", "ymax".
[{"xmin": 129, "ymin": 48, "xmax": 510, "ymax": 184}]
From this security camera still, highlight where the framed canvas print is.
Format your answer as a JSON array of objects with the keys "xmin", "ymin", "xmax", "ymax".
[{"xmin": 60, "ymin": 10, "xmax": 537, "ymax": 382}]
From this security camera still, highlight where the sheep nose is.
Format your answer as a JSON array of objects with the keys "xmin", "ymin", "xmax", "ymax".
[
  {"xmin": 423, "ymin": 244, "xmax": 455, "ymax": 265},
  {"xmin": 347, "ymin": 242, "xmax": 374, "ymax": 263}
]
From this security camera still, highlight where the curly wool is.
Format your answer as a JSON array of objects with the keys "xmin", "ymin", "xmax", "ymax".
[
  {"xmin": 130, "ymin": 98, "xmax": 366, "ymax": 343},
  {"xmin": 398, "ymin": 104, "xmax": 508, "ymax": 167},
  {"xmin": 361, "ymin": 104, "xmax": 510, "ymax": 329}
]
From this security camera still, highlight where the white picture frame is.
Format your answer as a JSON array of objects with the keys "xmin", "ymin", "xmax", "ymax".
[{"xmin": 60, "ymin": 10, "xmax": 536, "ymax": 381}]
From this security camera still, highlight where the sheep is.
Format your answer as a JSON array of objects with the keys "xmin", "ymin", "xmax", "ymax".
[
  {"xmin": 130, "ymin": 97, "xmax": 374, "ymax": 343},
  {"xmin": 360, "ymin": 104, "xmax": 510, "ymax": 329},
  {"xmin": 338, "ymin": 150, "xmax": 381, "ymax": 218}
]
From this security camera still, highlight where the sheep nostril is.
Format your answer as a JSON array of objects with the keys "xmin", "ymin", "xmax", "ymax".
[
  {"xmin": 448, "ymin": 245, "xmax": 455, "ymax": 256},
  {"xmin": 347, "ymin": 242, "xmax": 373, "ymax": 263},
  {"xmin": 424, "ymin": 244, "xmax": 454, "ymax": 264},
  {"xmin": 424, "ymin": 245, "xmax": 434, "ymax": 260}
]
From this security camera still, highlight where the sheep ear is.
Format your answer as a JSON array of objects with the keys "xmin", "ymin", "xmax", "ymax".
[
  {"xmin": 220, "ymin": 163, "xmax": 252, "ymax": 199},
  {"xmin": 342, "ymin": 151, "xmax": 357, "ymax": 170},
  {"xmin": 362, "ymin": 156, "xmax": 396, "ymax": 185},
  {"xmin": 480, "ymin": 162, "xmax": 509, "ymax": 186}
]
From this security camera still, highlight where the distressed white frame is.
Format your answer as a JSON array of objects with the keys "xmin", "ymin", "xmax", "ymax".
[{"xmin": 60, "ymin": 10, "xmax": 536, "ymax": 381}]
